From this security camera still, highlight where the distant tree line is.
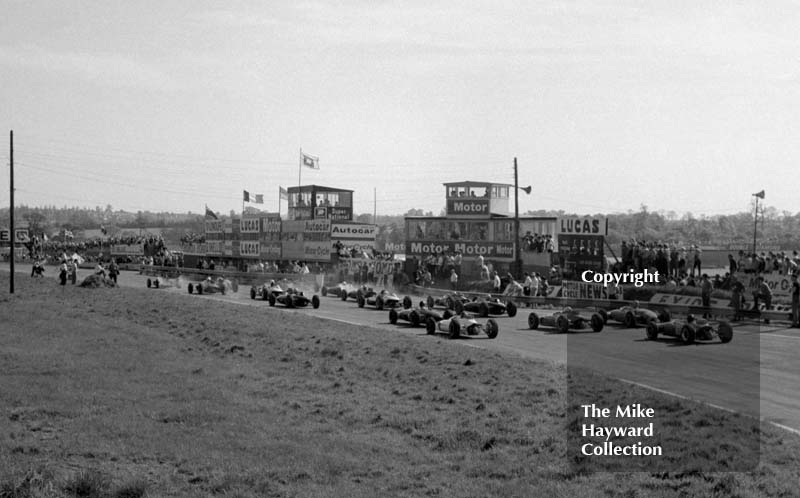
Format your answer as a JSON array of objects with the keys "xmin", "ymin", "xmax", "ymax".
[{"xmin": 2, "ymin": 204, "xmax": 798, "ymax": 250}]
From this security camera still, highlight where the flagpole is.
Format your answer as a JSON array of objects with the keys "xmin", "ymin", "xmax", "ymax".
[{"xmin": 298, "ymin": 148, "xmax": 302, "ymax": 189}]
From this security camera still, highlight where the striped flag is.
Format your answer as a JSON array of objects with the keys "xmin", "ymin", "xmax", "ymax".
[{"xmin": 243, "ymin": 190, "xmax": 250, "ymax": 202}]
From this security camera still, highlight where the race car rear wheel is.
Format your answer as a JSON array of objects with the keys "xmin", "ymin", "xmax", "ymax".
[
  {"xmin": 598, "ymin": 309, "xmax": 608, "ymax": 324},
  {"xmin": 717, "ymin": 321, "xmax": 733, "ymax": 343},
  {"xmin": 680, "ymin": 325, "xmax": 695, "ymax": 345},
  {"xmin": 449, "ymin": 318, "xmax": 461, "ymax": 339},
  {"xmin": 426, "ymin": 317, "xmax": 436, "ymax": 335},
  {"xmin": 479, "ymin": 302, "xmax": 489, "ymax": 318},
  {"xmin": 187, "ymin": 283, "xmax": 194, "ymax": 294},
  {"xmin": 624, "ymin": 312, "xmax": 636, "ymax": 328},
  {"xmin": 376, "ymin": 296, "xmax": 384, "ymax": 310},
  {"xmin": 410, "ymin": 310, "xmax": 421, "ymax": 327},
  {"xmin": 389, "ymin": 309, "xmax": 398, "ymax": 324},
  {"xmin": 357, "ymin": 295, "xmax": 365, "ymax": 308},
  {"xmin": 590, "ymin": 314, "xmax": 604, "ymax": 332},
  {"xmin": 146, "ymin": 278, "xmax": 152, "ymax": 288},
  {"xmin": 268, "ymin": 294, "xmax": 276, "ymax": 307},
  {"xmin": 528, "ymin": 313, "xmax": 540, "ymax": 330},
  {"xmin": 154, "ymin": 280, "xmax": 159, "ymax": 289},
  {"xmin": 506, "ymin": 301, "xmax": 517, "ymax": 318},
  {"xmin": 426, "ymin": 296, "xmax": 435, "ymax": 309},
  {"xmin": 312, "ymin": 295, "xmax": 320, "ymax": 309},
  {"xmin": 341, "ymin": 291, "xmax": 348, "ymax": 301},
  {"xmin": 646, "ymin": 322, "xmax": 659, "ymax": 340},
  {"xmin": 454, "ymin": 300, "xmax": 464, "ymax": 314},
  {"xmin": 321, "ymin": 287, "xmax": 327, "ymax": 297},
  {"xmin": 250, "ymin": 288, "xmax": 256, "ymax": 300},
  {"xmin": 557, "ymin": 315, "xmax": 570, "ymax": 334},
  {"xmin": 486, "ymin": 319, "xmax": 499, "ymax": 339},
  {"xmin": 403, "ymin": 296, "xmax": 412, "ymax": 309}
]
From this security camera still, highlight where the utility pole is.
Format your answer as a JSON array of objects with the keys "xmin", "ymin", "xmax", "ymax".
[
  {"xmin": 513, "ymin": 157, "xmax": 520, "ymax": 277},
  {"xmin": 9, "ymin": 130, "xmax": 14, "ymax": 294}
]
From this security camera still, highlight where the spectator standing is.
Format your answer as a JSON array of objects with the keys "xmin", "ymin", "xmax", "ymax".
[
  {"xmin": 491, "ymin": 271, "xmax": 501, "ymax": 293},
  {"xmin": 108, "ymin": 259, "xmax": 119, "ymax": 283},
  {"xmin": 449, "ymin": 269, "xmax": 458, "ymax": 290},
  {"xmin": 753, "ymin": 276, "xmax": 773, "ymax": 324},
  {"xmin": 700, "ymin": 274, "xmax": 712, "ymax": 318},
  {"xmin": 792, "ymin": 274, "xmax": 800, "ymax": 328}
]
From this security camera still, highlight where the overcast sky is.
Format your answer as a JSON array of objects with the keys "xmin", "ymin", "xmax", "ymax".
[{"xmin": 2, "ymin": 1, "xmax": 798, "ymax": 218}]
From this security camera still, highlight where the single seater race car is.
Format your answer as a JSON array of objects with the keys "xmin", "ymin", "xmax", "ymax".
[
  {"xmin": 603, "ymin": 302, "xmax": 670, "ymax": 327},
  {"xmin": 146, "ymin": 275, "xmax": 180, "ymax": 289},
  {"xmin": 645, "ymin": 315, "xmax": 733, "ymax": 344},
  {"xmin": 389, "ymin": 303, "xmax": 452, "ymax": 327},
  {"xmin": 268, "ymin": 287, "xmax": 321, "ymax": 309},
  {"xmin": 341, "ymin": 286, "xmax": 373, "ymax": 303},
  {"xmin": 250, "ymin": 280, "xmax": 284, "ymax": 301},
  {"xmin": 188, "ymin": 277, "xmax": 238, "ymax": 295},
  {"xmin": 527, "ymin": 307, "xmax": 604, "ymax": 333},
  {"xmin": 425, "ymin": 312, "xmax": 499, "ymax": 339},
  {"xmin": 426, "ymin": 293, "xmax": 470, "ymax": 311},
  {"xmin": 320, "ymin": 281, "xmax": 350, "ymax": 297},
  {"xmin": 357, "ymin": 289, "xmax": 411, "ymax": 310},
  {"xmin": 456, "ymin": 295, "xmax": 518, "ymax": 318}
]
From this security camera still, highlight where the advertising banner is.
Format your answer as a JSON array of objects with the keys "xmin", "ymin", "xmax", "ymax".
[
  {"xmin": 303, "ymin": 241, "xmax": 332, "ymax": 261},
  {"xmin": 558, "ymin": 216, "xmax": 608, "ymax": 236},
  {"xmin": 205, "ymin": 219, "xmax": 222, "ymax": 233},
  {"xmin": 329, "ymin": 207, "xmax": 352, "ymax": 220},
  {"xmin": 446, "ymin": 198, "xmax": 490, "ymax": 216},
  {"xmin": 240, "ymin": 217, "xmax": 260, "ymax": 233},
  {"xmin": 331, "ymin": 223, "xmax": 377, "ymax": 239},
  {"xmin": 110, "ymin": 245, "xmax": 145, "ymax": 256},
  {"xmin": 239, "ymin": 241, "xmax": 260, "ymax": 258},
  {"xmin": 406, "ymin": 240, "xmax": 514, "ymax": 259},
  {"xmin": 260, "ymin": 243, "xmax": 282, "ymax": 259},
  {"xmin": 733, "ymin": 272, "xmax": 794, "ymax": 297},
  {"xmin": 560, "ymin": 280, "xmax": 608, "ymax": 300},
  {"xmin": 206, "ymin": 241, "xmax": 222, "ymax": 255}
]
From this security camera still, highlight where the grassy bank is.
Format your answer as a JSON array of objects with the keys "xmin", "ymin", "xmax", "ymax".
[{"xmin": 0, "ymin": 275, "xmax": 797, "ymax": 497}]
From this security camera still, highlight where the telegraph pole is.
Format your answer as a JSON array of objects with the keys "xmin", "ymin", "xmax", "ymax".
[
  {"xmin": 9, "ymin": 130, "xmax": 14, "ymax": 294},
  {"xmin": 513, "ymin": 157, "xmax": 520, "ymax": 277}
]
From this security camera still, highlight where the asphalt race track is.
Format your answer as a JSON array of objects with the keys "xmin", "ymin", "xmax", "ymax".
[{"xmin": 5, "ymin": 265, "xmax": 799, "ymax": 435}]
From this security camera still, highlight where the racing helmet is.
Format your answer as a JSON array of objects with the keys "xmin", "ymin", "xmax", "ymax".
[{"xmin": 686, "ymin": 314, "xmax": 695, "ymax": 323}]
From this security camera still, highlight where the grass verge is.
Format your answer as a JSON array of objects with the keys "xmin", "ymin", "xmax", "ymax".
[{"xmin": 0, "ymin": 274, "xmax": 797, "ymax": 497}]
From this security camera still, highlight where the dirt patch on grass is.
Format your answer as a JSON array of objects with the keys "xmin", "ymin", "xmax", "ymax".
[{"xmin": 0, "ymin": 274, "xmax": 798, "ymax": 497}]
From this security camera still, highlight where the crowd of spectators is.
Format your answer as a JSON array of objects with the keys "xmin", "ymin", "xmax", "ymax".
[{"xmin": 521, "ymin": 232, "xmax": 555, "ymax": 253}]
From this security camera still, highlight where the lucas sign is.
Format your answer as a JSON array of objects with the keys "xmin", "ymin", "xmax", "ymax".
[{"xmin": 558, "ymin": 217, "xmax": 608, "ymax": 236}]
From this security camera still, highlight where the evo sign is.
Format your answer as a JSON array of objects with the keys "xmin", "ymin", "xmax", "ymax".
[{"xmin": 446, "ymin": 199, "xmax": 490, "ymax": 216}]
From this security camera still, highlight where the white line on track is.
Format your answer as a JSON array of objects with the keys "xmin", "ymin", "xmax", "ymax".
[{"xmin": 619, "ymin": 378, "xmax": 800, "ymax": 437}]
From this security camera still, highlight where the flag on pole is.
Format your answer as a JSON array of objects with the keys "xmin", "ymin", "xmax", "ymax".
[
  {"xmin": 243, "ymin": 190, "xmax": 250, "ymax": 202},
  {"xmin": 205, "ymin": 205, "xmax": 218, "ymax": 220},
  {"xmin": 254, "ymin": 194, "xmax": 264, "ymax": 204},
  {"xmin": 754, "ymin": 190, "xmax": 765, "ymax": 199},
  {"xmin": 301, "ymin": 152, "xmax": 319, "ymax": 169},
  {"xmin": 279, "ymin": 187, "xmax": 288, "ymax": 200}
]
